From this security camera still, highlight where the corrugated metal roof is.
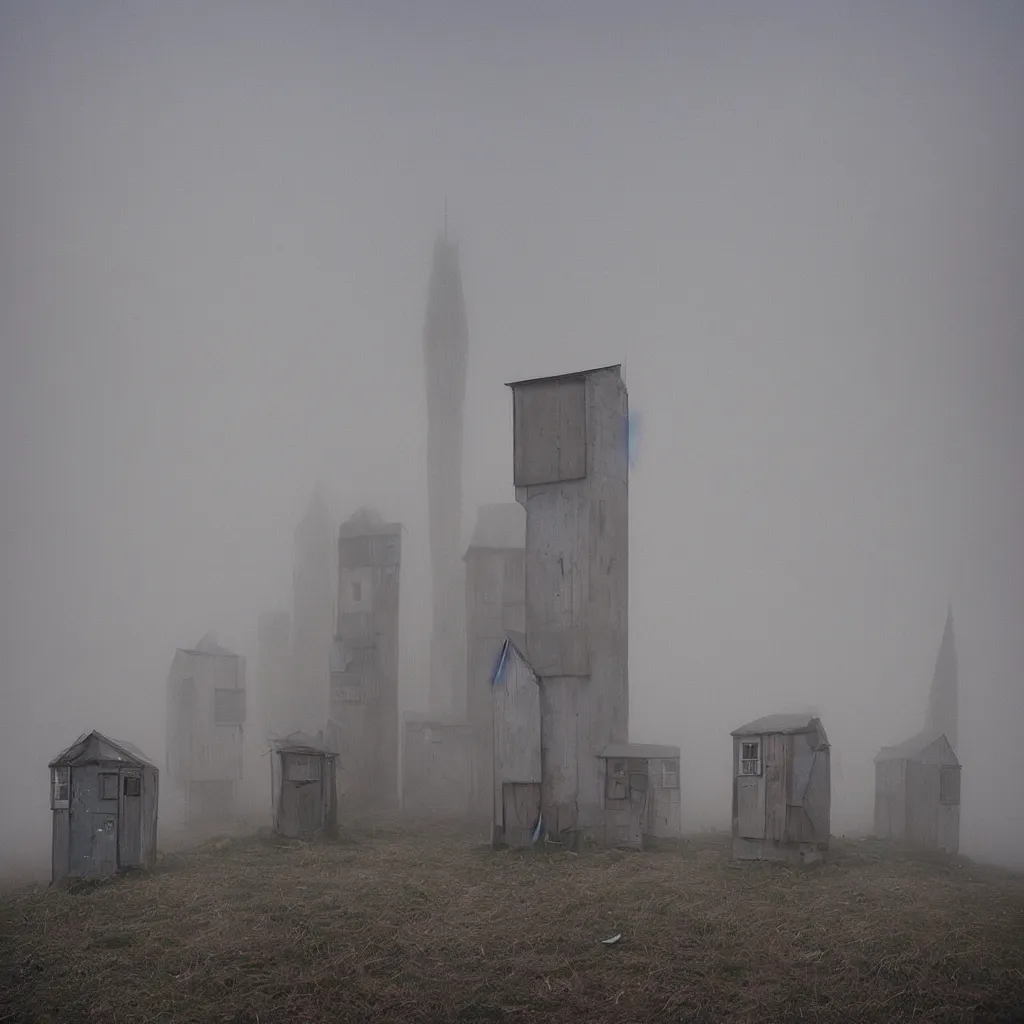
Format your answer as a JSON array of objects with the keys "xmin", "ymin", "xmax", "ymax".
[
  {"xmin": 505, "ymin": 364, "xmax": 622, "ymax": 389},
  {"xmin": 730, "ymin": 714, "xmax": 822, "ymax": 737},
  {"xmin": 599, "ymin": 743, "xmax": 680, "ymax": 760},
  {"xmin": 875, "ymin": 730, "xmax": 959, "ymax": 764},
  {"xmin": 50, "ymin": 730, "xmax": 156, "ymax": 768}
]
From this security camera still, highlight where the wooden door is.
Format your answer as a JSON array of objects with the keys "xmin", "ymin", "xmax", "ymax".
[{"xmin": 119, "ymin": 771, "xmax": 142, "ymax": 867}]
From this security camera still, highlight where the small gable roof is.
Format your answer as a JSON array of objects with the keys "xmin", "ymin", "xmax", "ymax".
[
  {"xmin": 270, "ymin": 731, "xmax": 337, "ymax": 757},
  {"xmin": 731, "ymin": 714, "xmax": 827, "ymax": 740},
  {"xmin": 181, "ymin": 632, "xmax": 238, "ymax": 657},
  {"xmin": 491, "ymin": 635, "xmax": 538, "ymax": 688},
  {"xmin": 50, "ymin": 730, "xmax": 156, "ymax": 769},
  {"xmin": 875, "ymin": 730, "xmax": 960, "ymax": 765}
]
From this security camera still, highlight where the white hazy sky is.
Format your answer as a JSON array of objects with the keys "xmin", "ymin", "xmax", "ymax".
[{"xmin": 1, "ymin": 1, "xmax": 1021, "ymax": 869}]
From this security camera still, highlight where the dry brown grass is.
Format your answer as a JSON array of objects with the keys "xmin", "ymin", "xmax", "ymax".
[{"xmin": 2, "ymin": 819, "xmax": 1023, "ymax": 1023}]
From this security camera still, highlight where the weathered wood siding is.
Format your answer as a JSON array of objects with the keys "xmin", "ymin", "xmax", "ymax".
[
  {"xmin": 732, "ymin": 725, "xmax": 830, "ymax": 863},
  {"xmin": 492, "ymin": 644, "xmax": 542, "ymax": 846},
  {"xmin": 512, "ymin": 367, "xmax": 628, "ymax": 840},
  {"xmin": 646, "ymin": 759, "xmax": 682, "ymax": 838},
  {"xmin": 51, "ymin": 809, "xmax": 69, "ymax": 883},
  {"xmin": 465, "ymin": 546, "xmax": 525, "ymax": 819}
]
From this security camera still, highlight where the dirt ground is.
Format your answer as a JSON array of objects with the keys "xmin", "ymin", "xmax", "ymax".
[{"xmin": 2, "ymin": 820, "xmax": 1023, "ymax": 1023}]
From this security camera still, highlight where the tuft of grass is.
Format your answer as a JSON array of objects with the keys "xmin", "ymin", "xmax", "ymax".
[{"xmin": 1, "ymin": 821, "xmax": 1022, "ymax": 1023}]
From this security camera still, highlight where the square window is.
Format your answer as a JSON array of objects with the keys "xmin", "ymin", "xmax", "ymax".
[
  {"xmin": 100, "ymin": 773, "xmax": 119, "ymax": 801},
  {"xmin": 940, "ymin": 766, "xmax": 960, "ymax": 806},
  {"xmin": 124, "ymin": 776, "xmax": 141, "ymax": 797},
  {"xmin": 740, "ymin": 741, "xmax": 761, "ymax": 777}
]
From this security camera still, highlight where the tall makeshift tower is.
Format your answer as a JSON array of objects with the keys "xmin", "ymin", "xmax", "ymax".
[
  {"xmin": 507, "ymin": 364, "xmax": 630, "ymax": 840},
  {"xmin": 422, "ymin": 232, "xmax": 469, "ymax": 716}
]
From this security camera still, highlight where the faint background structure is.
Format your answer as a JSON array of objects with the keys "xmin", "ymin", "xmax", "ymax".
[{"xmin": 1, "ymin": 1, "xmax": 1022, "ymax": 874}]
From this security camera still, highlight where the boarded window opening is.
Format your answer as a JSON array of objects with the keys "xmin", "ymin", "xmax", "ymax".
[
  {"xmin": 99, "ymin": 773, "xmax": 119, "ymax": 801},
  {"xmin": 740, "ymin": 740, "xmax": 761, "ymax": 777},
  {"xmin": 660, "ymin": 760, "xmax": 680, "ymax": 789},
  {"xmin": 606, "ymin": 759, "xmax": 627, "ymax": 800},
  {"xmin": 51, "ymin": 767, "xmax": 70, "ymax": 808},
  {"xmin": 286, "ymin": 755, "xmax": 321, "ymax": 783},
  {"xmin": 124, "ymin": 776, "xmax": 141, "ymax": 797},
  {"xmin": 940, "ymin": 766, "xmax": 961, "ymax": 806},
  {"xmin": 214, "ymin": 687, "xmax": 246, "ymax": 726}
]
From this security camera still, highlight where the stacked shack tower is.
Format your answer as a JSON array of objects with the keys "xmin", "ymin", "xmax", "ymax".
[
  {"xmin": 507, "ymin": 365, "xmax": 629, "ymax": 840},
  {"xmin": 422, "ymin": 232, "xmax": 469, "ymax": 717},
  {"xmin": 330, "ymin": 508, "xmax": 402, "ymax": 807}
]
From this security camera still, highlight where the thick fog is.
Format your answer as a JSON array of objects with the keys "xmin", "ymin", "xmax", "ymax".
[{"xmin": 2, "ymin": 2, "xmax": 1021, "ymax": 876}]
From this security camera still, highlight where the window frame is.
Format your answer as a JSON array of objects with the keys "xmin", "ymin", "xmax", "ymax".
[
  {"xmin": 214, "ymin": 686, "xmax": 246, "ymax": 727},
  {"xmin": 51, "ymin": 766, "xmax": 70, "ymax": 809},
  {"xmin": 739, "ymin": 740, "xmax": 762, "ymax": 777},
  {"xmin": 939, "ymin": 765, "xmax": 961, "ymax": 806},
  {"xmin": 660, "ymin": 760, "xmax": 680, "ymax": 789},
  {"xmin": 124, "ymin": 775, "xmax": 141, "ymax": 798},
  {"xmin": 99, "ymin": 772, "xmax": 119, "ymax": 801}
]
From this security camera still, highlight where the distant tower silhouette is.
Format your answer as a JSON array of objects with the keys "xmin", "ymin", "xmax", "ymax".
[
  {"xmin": 422, "ymin": 231, "xmax": 469, "ymax": 716},
  {"xmin": 927, "ymin": 606, "xmax": 958, "ymax": 751},
  {"xmin": 291, "ymin": 484, "xmax": 335, "ymax": 736}
]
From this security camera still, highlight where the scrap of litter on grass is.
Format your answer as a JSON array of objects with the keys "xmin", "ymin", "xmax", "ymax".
[{"xmin": 600, "ymin": 933, "xmax": 622, "ymax": 945}]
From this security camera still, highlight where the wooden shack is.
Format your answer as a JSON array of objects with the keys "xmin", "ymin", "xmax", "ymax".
[
  {"xmin": 401, "ymin": 716, "xmax": 472, "ymax": 817},
  {"xmin": 598, "ymin": 743, "xmax": 681, "ymax": 849},
  {"xmin": 270, "ymin": 733, "xmax": 338, "ymax": 839},
  {"xmin": 165, "ymin": 632, "xmax": 246, "ymax": 822},
  {"xmin": 730, "ymin": 714, "xmax": 831, "ymax": 864},
  {"xmin": 874, "ymin": 731, "xmax": 960, "ymax": 854},
  {"xmin": 490, "ymin": 637, "xmax": 543, "ymax": 848},
  {"xmin": 50, "ymin": 730, "xmax": 159, "ymax": 883}
]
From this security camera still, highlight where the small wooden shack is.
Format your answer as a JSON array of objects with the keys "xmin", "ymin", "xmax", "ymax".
[
  {"xmin": 270, "ymin": 733, "xmax": 338, "ymax": 839},
  {"xmin": 49, "ymin": 730, "xmax": 159, "ymax": 883},
  {"xmin": 490, "ymin": 637, "xmax": 543, "ymax": 848},
  {"xmin": 730, "ymin": 714, "xmax": 831, "ymax": 864},
  {"xmin": 598, "ymin": 743, "xmax": 682, "ymax": 849},
  {"xmin": 874, "ymin": 731, "xmax": 960, "ymax": 854},
  {"xmin": 402, "ymin": 716, "xmax": 472, "ymax": 818}
]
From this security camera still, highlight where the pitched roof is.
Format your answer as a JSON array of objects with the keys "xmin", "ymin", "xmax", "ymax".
[
  {"xmin": 875, "ymin": 730, "xmax": 960, "ymax": 765},
  {"xmin": 181, "ymin": 632, "xmax": 238, "ymax": 657},
  {"xmin": 731, "ymin": 714, "xmax": 825, "ymax": 738},
  {"xmin": 338, "ymin": 507, "xmax": 401, "ymax": 538},
  {"xmin": 466, "ymin": 503, "xmax": 525, "ymax": 552},
  {"xmin": 270, "ymin": 731, "xmax": 337, "ymax": 756},
  {"xmin": 50, "ymin": 730, "xmax": 156, "ymax": 768},
  {"xmin": 600, "ymin": 743, "xmax": 680, "ymax": 760},
  {"xmin": 505, "ymin": 364, "xmax": 622, "ymax": 389},
  {"xmin": 491, "ymin": 634, "xmax": 538, "ymax": 688}
]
